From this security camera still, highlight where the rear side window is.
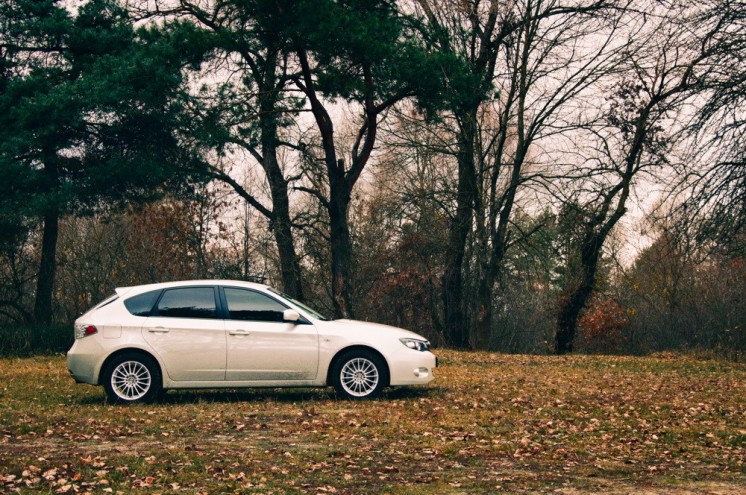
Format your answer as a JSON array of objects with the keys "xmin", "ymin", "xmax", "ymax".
[
  {"xmin": 156, "ymin": 287, "xmax": 217, "ymax": 319},
  {"xmin": 124, "ymin": 290, "xmax": 162, "ymax": 317},
  {"xmin": 224, "ymin": 288, "xmax": 287, "ymax": 322}
]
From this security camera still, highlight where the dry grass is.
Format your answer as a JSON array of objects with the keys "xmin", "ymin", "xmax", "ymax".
[{"xmin": 1, "ymin": 350, "xmax": 744, "ymax": 493}]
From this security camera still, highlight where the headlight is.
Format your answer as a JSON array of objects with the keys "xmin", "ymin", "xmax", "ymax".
[{"xmin": 399, "ymin": 338, "xmax": 430, "ymax": 352}]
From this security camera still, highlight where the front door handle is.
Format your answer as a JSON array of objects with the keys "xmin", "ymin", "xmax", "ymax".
[
  {"xmin": 147, "ymin": 327, "xmax": 169, "ymax": 334},
  {"xmin": 228, "ymin": 330, "xmax": 251, "ymax": 336}
]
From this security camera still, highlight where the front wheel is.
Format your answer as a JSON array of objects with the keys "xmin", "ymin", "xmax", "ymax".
[
  {"xmin": 103, "ymin": 353, "xmax": 162, "ymax": 404},
  {"xmin": 332, "ymin": 350, "xmax": 387, "ymax": 400}
]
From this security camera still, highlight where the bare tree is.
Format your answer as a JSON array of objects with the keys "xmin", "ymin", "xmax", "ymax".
[
  {"xmin": 411, "ymin": 0, "xmax": 621, "ymax": 347},
  {"xmin": 275, "ymin": 0, "xmax": 442, "ymax": 318},
  {"xmin": 677, "ymin": 0, "xmax": 746, "ymax": 256},
  {"xmin": 553, "ymin": 1, "xmax": 719, "ymax": 354}
]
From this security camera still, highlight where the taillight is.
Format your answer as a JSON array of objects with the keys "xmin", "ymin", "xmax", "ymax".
[{"xmin": 75, "ymin": 324, "xmax": 98, "ymax": 339}]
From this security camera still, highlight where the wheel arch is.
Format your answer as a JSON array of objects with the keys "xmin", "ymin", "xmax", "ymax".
[
  {"xmin": 326, "ymin": 345, "xmax": 390, "ymax": 387},
  {"xmin": 98, "ymin": 348, "xmax": 164, "ymax": 387}
]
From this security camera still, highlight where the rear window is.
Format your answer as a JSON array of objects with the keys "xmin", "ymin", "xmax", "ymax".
[{"xmin": 124, "ymin": 290, "xmax": 162, "ymax": 317}]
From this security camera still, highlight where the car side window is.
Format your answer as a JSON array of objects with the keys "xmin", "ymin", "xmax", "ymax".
[
  {"xmin": 124, "ymin": 290, "xmax": 162, "ymax": 317},
  {"xmin": 156, "ymin": 287, "xmax": 217, "ymax": 319},
  {"xmin": 224, "ymin": 288, "xmax": 288, "ymax": 322}
]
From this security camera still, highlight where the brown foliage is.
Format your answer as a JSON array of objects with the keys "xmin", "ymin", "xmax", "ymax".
[{"xmin": 578, "ymin": 294, "xmax": 631, "ymax": 353}]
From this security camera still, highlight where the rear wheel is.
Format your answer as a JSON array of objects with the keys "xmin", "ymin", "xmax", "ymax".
[
  {"xmin": 103, "ymin": 353, "xmax": 162, "ymax": 404},
  {"xmin": 332, "ymin": 350, "xmax": 387, "ymax": 400}
]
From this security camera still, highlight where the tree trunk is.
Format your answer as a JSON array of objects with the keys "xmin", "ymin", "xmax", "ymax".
[
  {"xmin": 262, "ymin": 123, "xmax": 304, "ymax": 301},
  {"xmin": 257, "ymin": 48, "xmax": 305, "ymax": 300},
  {"xmin": 555, "ymin": 284, "xmax": 594, "ymax": 355},
  {"xmin": 555, "ymin": 233, "xmax": 603, "ymax": 354},
  {"xmin": 474, "ymin": 145, "xmax": 527, "ymax": 348},
  {"xmin": 442, "ymin": 109, "xmax": 478, "ymax": 348},
  {"xmin": 328, "ymin": 164, "xmax": 354, "ymax": 319},
  {"xmin": 270, "ymin": 189, "xmax": 304, "ymax": 301},
  {"xmin": 33, "ymin": 204, "xmax": 59, "ymax": 325}
]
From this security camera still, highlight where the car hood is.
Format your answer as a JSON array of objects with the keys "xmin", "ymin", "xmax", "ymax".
[{"xmin": 317, "ymin": 319, "xmax": 427, "ymax": 340}]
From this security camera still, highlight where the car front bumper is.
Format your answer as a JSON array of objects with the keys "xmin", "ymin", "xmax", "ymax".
[{"xmin": 388, "ymin": 350, "xmax": 437, "ymax": 386}]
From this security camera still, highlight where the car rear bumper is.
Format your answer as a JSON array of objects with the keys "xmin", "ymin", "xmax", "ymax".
[{"xmin": 67, "ymin": 339, "xmax": 103, "ymax": 385}]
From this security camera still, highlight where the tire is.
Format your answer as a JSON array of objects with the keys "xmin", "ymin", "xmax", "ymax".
[
  {"xmin": 103, "ymin": 352, "xmax": 162, "ymax": 404},
  {"xmin": 332, "ymin": 350, "xmax": 387, "ymax": 400}
]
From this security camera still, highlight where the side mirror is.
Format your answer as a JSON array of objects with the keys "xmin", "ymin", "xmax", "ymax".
[{"xmin": 283, "ymin": 309, "xmax": 301, "ymax": 323}]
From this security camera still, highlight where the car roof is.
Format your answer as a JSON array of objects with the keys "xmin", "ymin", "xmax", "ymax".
[{"xmin": 114, "ymin": 280, "xmax": 271, "ymax": 298}]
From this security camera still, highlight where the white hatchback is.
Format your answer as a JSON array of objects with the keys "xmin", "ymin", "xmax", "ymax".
[{"xmin": 67, "ymin": 280, "xmax": 437, "ymax": 403}]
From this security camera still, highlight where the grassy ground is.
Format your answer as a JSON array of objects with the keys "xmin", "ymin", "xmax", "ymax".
[{"xmin": 0, "ymin": 350, "xmax": 744, "ymax": 494}]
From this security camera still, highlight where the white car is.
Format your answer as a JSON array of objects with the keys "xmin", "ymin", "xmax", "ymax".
[{"xmin": 67, "ymin": 280, "xmax": 437, "ymax": 403}]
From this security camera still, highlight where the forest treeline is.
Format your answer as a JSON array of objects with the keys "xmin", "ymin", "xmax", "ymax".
[{"xmin": 1, "ymin": 0, "xmax": 743, "ymax": 356}]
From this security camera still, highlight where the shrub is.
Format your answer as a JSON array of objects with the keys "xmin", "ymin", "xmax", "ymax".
[{"xmin": 0, "ymin": 325, "xmax": 72, "ymax": 357}]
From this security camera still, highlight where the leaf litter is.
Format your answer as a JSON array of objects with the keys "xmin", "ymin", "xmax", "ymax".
[{"xmin": 0, "ymin": 352, "xmax": 743, "ymax": 493}]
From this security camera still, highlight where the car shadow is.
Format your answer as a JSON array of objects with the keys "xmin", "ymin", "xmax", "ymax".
[{"xmin": 74, "ymin": 385, "xmax": 443, "ymax": 405}]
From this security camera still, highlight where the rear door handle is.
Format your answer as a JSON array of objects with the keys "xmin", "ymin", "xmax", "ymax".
[
  {"xmin": 228, "ymin": 330, "xmax": 251, "ymax": 336},
  {"xmin": 147, "ymin": 327, "xmax": 169, "ymax": 334}
]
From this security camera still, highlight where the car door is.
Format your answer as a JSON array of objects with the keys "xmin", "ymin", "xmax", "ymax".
[
  {"xmin": 142, "ymin": 286, "xmax": 226, "ymax": 381},
  {"xmin": 223, "ymin": 287, "xmax": 319, "ymax": 381}
]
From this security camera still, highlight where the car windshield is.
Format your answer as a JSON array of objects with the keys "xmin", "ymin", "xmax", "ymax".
[{"xmin": 269, "ymin": 288, "xmax": 330, "ymax": 321}]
